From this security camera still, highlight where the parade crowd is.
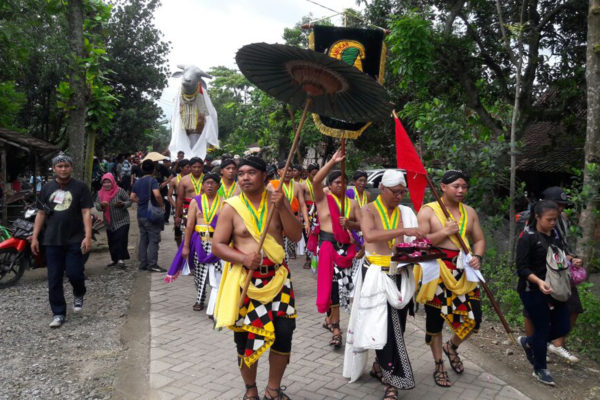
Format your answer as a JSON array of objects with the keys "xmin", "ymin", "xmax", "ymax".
[{"xmin": 31, "ymin": 148, "xmax": 585, "ymax": 400}]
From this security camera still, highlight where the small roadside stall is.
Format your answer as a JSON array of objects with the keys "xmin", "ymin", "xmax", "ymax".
[{"xmin": 0, "ymin": 127, "xmax": 60, "ymax": 225}]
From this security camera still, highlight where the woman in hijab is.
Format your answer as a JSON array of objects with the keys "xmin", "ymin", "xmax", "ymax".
[{"xmin": 95, "ymin": 173, "xmax": 131, "ymax": 267}]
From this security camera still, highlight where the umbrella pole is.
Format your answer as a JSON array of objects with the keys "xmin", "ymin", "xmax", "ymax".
[
  {"xmin": 340, "ymin": 138, "xmax": 346, "ymax": 215},
  {"xmin": 239, "ymin": 97, "xmax": 313, "ymax": 307},
  {"xmin": 424, "ymin": 174, "xmax": 516, "ymax": 345}
]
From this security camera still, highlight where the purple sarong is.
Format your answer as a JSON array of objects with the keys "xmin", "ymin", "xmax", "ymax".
[{"xmin": 164, "ymin": 195, "xmax": 219, "ymax": 283}]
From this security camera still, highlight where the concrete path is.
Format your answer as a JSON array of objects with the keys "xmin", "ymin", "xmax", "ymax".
[{"xmin": 146, "ymin": 230, "xmax": 532, "ymax": 400}]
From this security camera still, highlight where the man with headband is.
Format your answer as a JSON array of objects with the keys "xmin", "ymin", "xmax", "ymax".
[
  {"xmin": 31, "ymin": 152, "xmax": 94, "ymax": 328},
  {"xmin": 166, "ymin": 172, "xmax": 224, "ymax": 317},
  {"xmin": 268, "ymin": 160, "xmax": 309, "ymax": 262},
  {"xmin": 344, "ymin": 169, "xmax": 421, "ymax": 400},
  {"xmin": 175, "ymin": 157, "xmax": 204, "ymax": 245},
  {"xmin": 168, "ymin": 159, "xmax": 190, "ymax": 246},
  {"xmin": 416, "ymin": 170, "xmax": 485, "ymax": 387},
  {"xmin": 212, "ymin": 156, "xmax": 302, "ymax": 400},
  {"xmin": 218, "ymin": 158, "xmax": 240, "ymax": 199},
  {"xmin": 301, "ymin": 163, "xmax": 319, "ymax": 269},
  {"xmin": 312, "ymin": 149, "xmax": 361, "ymax": 349},
  {"xmin": 346, "ymin": 170, "xmax": 372, "ymax": 208}
]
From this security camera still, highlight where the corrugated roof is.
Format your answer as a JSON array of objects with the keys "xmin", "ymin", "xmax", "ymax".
[{"xmin": 0, "ymin": 127, "xmax": 60, "ymax": 154}]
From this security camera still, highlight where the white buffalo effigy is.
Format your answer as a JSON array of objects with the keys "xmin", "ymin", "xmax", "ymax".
[{"xmin": 168, "ymin": 64, "xmax": 219, "ymax": 160}]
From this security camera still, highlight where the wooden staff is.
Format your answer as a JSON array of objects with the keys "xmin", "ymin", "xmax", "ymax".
[
  {"xmin": 424, "ymin": 174, "xmax": 517, "ymax": 345},
  {"xmin": 340, "ymin": 138, "xmax": 346, "ymax": 215},
  {"xmin": 239, "ymin": 97, "xmax": 312, "ymax": 307}
]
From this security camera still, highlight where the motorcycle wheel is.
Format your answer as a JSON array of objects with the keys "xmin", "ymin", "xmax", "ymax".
[{"xmin": 0, "ymin": 248, "xmax": 26, "ymax": 288}]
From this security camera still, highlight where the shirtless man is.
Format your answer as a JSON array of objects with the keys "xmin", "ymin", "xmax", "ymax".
[
  {"xmin": 300, "ymin": 163, "xmax": 319, "ymax": 269},
  {"xmin": 313, "ymin": 149, "xmax": 360, "ymax": 348},
  {"xmin": 343, "ymin": 170, "xmax": 421, "ymax": 400},
  {"xmin": 168, "ymin": 159, "xmax": 190, "ymax": 246},
  {"xmin": 416, "ymin": 170, "xmax": 485, "ymax": 387},
  {"xmin": 175, "ymin": 157, "xmax": 204, "ymax": 233},
  {"xmin": 267, "ymin": 161, "xmax": 309, "ymax": 260},
  {"xmin": 218, "ymin": 158, "xmax": 240, "ymax": 199},
  {"xmin": 212, "ymin": 156, "xmax": 302, "ymax": 400}
]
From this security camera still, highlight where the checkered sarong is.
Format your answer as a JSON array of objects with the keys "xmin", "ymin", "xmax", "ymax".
[
  {"xmin": 232, "ymin": 263, "xmax": 296, "ymax": 367},
  {"xmin": 427, "ymin": 268, "xmax": 480, "ymax": 339}
]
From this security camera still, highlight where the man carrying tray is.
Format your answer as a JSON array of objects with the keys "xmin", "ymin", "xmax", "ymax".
[
  {"xmin": 415, "ymin": 170, "xmax": 485, "ymax": 387},
  {"xmin": 212, "ymin": 156, "xmax": 302, "ymax": 400},
  {"xmin": 343, "ymin": 170, "xmax": 421, "ymax": 400}
]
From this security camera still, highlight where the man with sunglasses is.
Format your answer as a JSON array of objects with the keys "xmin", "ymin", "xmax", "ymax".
[
  {"xmin": 416, "ymin": 170, "xmax": 485, "ymax": 388},
  {"xmin": 343, "ymin": 170, "xmax": 421, "ymax": 400}
]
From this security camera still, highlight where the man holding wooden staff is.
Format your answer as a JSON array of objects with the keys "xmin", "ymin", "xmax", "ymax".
[
  {"xmin": 416, "ymin": 170, "xmax": 485, "ymax": 387},
  {"xmin": 212, "ymin": 156, "xmax": 302, "ymax": 400}
]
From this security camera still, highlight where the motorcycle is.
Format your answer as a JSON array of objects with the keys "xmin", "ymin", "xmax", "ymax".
[{"xmin": 0, "ymin": 206, "xmax": 104, "ymax": 288}]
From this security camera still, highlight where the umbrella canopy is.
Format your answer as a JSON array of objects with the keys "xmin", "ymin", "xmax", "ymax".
[
  {"xmin": 236, "ymin": 43, "xmax": 391, "ymax": 123},
  {"xmin": 142, "ymin": 152, "xmax": 169, "ymax": 162}
]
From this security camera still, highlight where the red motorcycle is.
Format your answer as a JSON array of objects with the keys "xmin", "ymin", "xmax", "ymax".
[{"xmin": 0, "ymin": 207, "xmax": 103, "ymax": 288}]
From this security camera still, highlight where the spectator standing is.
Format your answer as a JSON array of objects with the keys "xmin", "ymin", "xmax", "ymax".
[
  {"xmin": 130, "ymin": 160, "xmax": 165, "ymax": 272},
  {"xmin": 120, "ymin": 157, "xmax": 133, "ymax": 192},
  {"xmin": 96, "ymin": 173, "xmax": 131, "ymax": 268},
  {"xmin": 31, "ymin": 152, "xmax": 93, "ymax": 328}
]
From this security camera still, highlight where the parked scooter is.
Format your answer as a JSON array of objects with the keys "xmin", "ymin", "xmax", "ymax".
[{"xmin": 0, "ymin": 206, "xmax": 103, "ymax": 288}]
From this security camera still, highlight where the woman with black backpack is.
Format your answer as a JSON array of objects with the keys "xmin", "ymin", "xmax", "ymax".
[{"xmin": 515, "ymin": 200, "xmax": 571, "ymax": 386}]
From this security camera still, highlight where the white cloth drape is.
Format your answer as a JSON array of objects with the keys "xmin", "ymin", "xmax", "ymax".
[
  {"xmin": 169, "ymin": 86, "xmax": 219, "ymax": 161},
  {"xmin": 343, "ymin": 205, "xmax": 418, "ymax": 383}
]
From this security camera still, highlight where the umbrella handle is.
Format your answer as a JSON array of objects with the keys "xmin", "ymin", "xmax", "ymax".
[{"xmin": 239, "ymin": 97, "xmax": 313, "ymax": 307}]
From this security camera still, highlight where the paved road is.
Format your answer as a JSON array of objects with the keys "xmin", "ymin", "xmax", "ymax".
[{"xmin": 147, "ymin": 229, "xmax": 531, "ymax": 400}]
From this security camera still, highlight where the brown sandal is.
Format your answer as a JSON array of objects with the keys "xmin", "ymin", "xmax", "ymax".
[
  {"xmin": 243, "ymin": 383, "xmax": 259, "ymax": 400},
  {"xmin": 263, "ymin": 385, "xmax": 290, "ymax": 400},
  {"xmin": 369, "ymin": 361, "xmax": 383, "ymax": 383},
  {"xmin": 443, "ymin": 340, "xmax": 464, "ymax": 374},
  {"xmin": 322, "ymin": 318, "xmax": 332, "ymax": 332},
  {"xmin": 193, "ymin": 302, "xmax": 204, "ymax": 311},
  {"xmin": 383, "ymin": 385, "xmax": 398, "ymax": 400},
  {"xmin": 330, "ymin": 322, "xmax": 342, "ymax": 348},
  {"xmin": 433, "ymin": 359, "xmax": 452, "ymax": 387}
]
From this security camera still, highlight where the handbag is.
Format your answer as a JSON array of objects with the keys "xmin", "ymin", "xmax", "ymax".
[
  {"xmin": 145, "ymin": 177, "xmax": 165, "ymax": 224},
  {"xmin": 569, "ymin": 261, "xmax": 587, "ymax": 286}
]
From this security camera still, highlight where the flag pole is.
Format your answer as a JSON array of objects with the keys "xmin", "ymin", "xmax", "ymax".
[
  {"xmin": 392, "ymin": 110, "xmax": 516, "ymax": 344},
  {"xmin": 423, "ymin": 174, "xmax": 516, "ymax": 345}
]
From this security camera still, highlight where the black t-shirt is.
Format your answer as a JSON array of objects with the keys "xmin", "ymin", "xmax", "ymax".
[
  {"xmin": 38, "ymin": 178, "xmax": 93, "ymax": 246},
  {"xmin": 515, "ymin": 229, "xmax": 560, "ymax": 293}
]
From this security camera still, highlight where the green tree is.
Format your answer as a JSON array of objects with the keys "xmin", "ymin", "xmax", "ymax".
[{"xmin": 99, "ymin": 0, "xmax": 170, "ymax": 154}]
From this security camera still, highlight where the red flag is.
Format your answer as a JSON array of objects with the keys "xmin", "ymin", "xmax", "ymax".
[{"xmin": 394, "ymin": 117, "xmax": 427, "ymax": 211}]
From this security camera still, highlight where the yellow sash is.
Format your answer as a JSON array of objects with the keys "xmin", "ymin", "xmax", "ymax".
[
  {"xmin": 413, "ymin": 201, "xmax": 477, "ymax": 303},
  {"xmin": 366, "ymin": 254, "xmax": 392, "ymax": 267},
  {"xmin": 214, "ymin": 195, "xmax": 287, "ymax": 329}
]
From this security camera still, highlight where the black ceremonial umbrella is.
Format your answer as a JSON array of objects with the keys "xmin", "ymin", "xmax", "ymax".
[
  {"xmin": 234, "ymin": 42, "xmax": 390, "ymax": 305},
  {"xmin": 236, "ymin": 42, "xmax": 390, "ymax": 122}
]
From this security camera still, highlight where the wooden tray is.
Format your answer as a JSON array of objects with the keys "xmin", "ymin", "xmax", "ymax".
[{"xmin": 392, "ymin": 246, "xmax": 445, "ymax": 263}]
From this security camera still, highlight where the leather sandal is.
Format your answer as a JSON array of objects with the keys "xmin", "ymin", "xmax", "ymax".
[
  {"xmin": 243, "ymin": 383, "xmax": 259, "ymax": 400},
  {"xmin": 329, "ymin": 322, "xmax": 342, "ymax": 348},
  {"xmin": 322, "ymin": 318, "xmax": 332, "ymax": 332},
  {"xmin": 433, "ymin": 359, "xmax": 451, "ymax": 387},
  {"xmin": 443, "ymin": 340, "xmax": 464, "ymax": 374},
  {"xmin": 263, "ymin": 385, "xmax": 290, "ymax": 400},
  {"xmin": 383, "ymin": 385, "xmax": 399, "ymax": 400},
  {"xmin": 369, "ymin": 360, "xmax": 383, "ymax": 383},
  {"xmin": 193, "ymin": 302, "xmax": 204, "ymax": 311}
]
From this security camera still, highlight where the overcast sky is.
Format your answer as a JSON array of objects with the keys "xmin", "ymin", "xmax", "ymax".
[{"xmin": 154, "ymin": 0, "xmax": 361, "ymax": 123}]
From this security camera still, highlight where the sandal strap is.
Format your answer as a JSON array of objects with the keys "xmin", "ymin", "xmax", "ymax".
[
  {"xmin": 264, "ymin": 386, "xmax": 290, "ymax": 400},
  {"xmin": 246, "ymin": 383, "xmax": 257, "ymax": 390},
  {"xmin": 384, "ymin": 385, "xmax": 399, "ymax": 400},
  {"xmin": 330, "ymin": 322, "xmax": 340, "ymax": 329},
  {"xmin": 447, "ymin": 339, "xmax": 459, "ymax": 351}
]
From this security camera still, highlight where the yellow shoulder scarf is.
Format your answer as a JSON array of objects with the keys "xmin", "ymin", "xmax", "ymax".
[
  {"xmin": 214, "ymin": 194, "xmax": 287, "ymax": 329},
  {"xmin": 413, "ymin": 201, "xmax": 477, "ymax": 303}
]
